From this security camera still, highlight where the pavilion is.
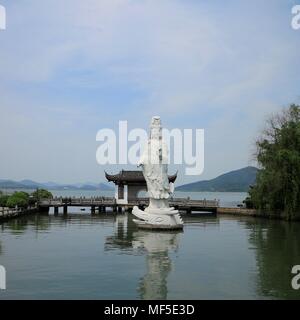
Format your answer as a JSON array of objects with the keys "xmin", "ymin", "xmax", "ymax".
[{"xmin": 105, "ymin": 170, "xmax": 177, "ymax": 205}]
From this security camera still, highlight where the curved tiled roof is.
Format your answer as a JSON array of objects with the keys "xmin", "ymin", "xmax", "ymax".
[{"xmin": 105, "ymin": 170, "xmax": 177, "ymax": 184}]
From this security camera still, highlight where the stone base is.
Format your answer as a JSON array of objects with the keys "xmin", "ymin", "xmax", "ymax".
[
  {"xmin": 133, "ymin": 219, "xmax": 183, "ymax": 230},
  {"xmin": 132, "ymin": 206, "xmax": 184, "ymax": 230}
]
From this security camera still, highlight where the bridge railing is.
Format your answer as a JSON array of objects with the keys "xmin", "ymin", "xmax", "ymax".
[
  {"xmin": 0, "ymin": 207, "xmax": 30, "ymax": 217},
  {"xmin": 39, "ymin": 197, "xmax": 117, "ymax": 206},
  {"xmin": 39, "ymin": 197, "xmax": 219, "ymax": 208},
  {"xmin": 124, "ymin": 197, "xmax": 219, "ymax": 207},
  {"xmin": 0, "ymin": 207, "xmax": 21, "ymax": 216},
  {"xmin": 170, "ymin": 197, "xmax": 219, "ymax": 207}
]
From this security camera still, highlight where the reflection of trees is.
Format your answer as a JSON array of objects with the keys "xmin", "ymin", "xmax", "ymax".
[
  {"xmin": 32, "ymin": 215, "xmax": 52, "ymax": 232},
  {"xmin": 5, "ymin": 218, "xmax": 29, "ymax": 235},
  {"xmin": 1, "ymin": 214, "xmax": 111, "ymax": 237},
  {"xmin": 248, "ymin": 219, "xmax": 300, "ymax": 299},
  {"xmin": 0, "ymin": 215, "xmax": 53, "ymax": 236}
]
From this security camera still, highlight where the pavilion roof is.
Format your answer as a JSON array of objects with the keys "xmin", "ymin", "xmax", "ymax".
[{"xmin": 105, "ymin": 170, "xmax": 177, "ymax": 184}]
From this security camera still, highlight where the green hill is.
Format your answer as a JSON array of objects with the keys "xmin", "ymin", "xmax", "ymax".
[{"xmin": 176, "ymin": 166, "xmax": 258, "ymax": 192}]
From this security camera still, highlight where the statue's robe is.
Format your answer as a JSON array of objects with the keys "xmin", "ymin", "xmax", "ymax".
[{"xmin": 139, "ymin": 139, "xmax": 170, "ymax": 200}]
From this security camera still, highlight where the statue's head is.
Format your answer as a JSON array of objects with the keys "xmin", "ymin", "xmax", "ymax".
[
  {"xmin": 150, "ymin": 116, "xmax": 162, "ymax": 140},
  {"xmin": 151, "ymin": 116, "xmax": 161, "ymax": 127}
]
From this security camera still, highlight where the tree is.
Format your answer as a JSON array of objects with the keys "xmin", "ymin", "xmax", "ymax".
[
  {"xmin": 31, "ymin": 189, "xmax": 53, "ymax": 202},
  {"xmin": 248, "ymin": 104, "xmax": 300, "ymax": 220},
  {"xmin": 6, "ymin": 192, "xmax": 29, "ymax": 209},
  {"xmin": 0, "ymin": 194, "xmax": 9, "ymax": 207}
]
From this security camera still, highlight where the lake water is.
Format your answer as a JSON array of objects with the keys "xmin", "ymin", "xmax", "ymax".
[{"xmin": 1, "ymin": 210, "xmax": 300, "ymax": 299}]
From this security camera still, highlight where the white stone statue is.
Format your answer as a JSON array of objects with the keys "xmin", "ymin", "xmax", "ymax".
[{"xmin": 132, "ymin": 116, "xmax": 183, "ymax": 229}]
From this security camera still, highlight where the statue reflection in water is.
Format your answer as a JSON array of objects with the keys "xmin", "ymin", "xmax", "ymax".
[
  {"xmin": 105, "ymin": 214, "xmax": 182, "ymax": 300},
  {"xmin": 133, "ymin": 229, "xmax": 181, "ymax": 300}
]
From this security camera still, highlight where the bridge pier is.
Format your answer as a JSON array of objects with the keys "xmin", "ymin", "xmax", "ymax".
[
  {"xmin": 54, "ymin": 207, "xmax": 59, "ymax": 216},
  {"xmin": 99, "ymin": 206, "xmax": 106, "ymax": 214},
  {"xmin": 63, "ymin": 206, "xmax": 68, "ymax": 215},
  {"xmin": 118, "ymin": 206, "xmax": 122, "ymax": 214},
  {"xmin": 39, "ymin": 206, "xmax": 49, "ymax": 215},
  {"xmin": 91, "ymin": 206, "xmax": 96, "ymax": 215}
]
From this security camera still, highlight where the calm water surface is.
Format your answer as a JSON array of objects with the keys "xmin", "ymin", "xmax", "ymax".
[{"xmin": 0, "ymin": 212, "xmax": 300, "ymax": 300}]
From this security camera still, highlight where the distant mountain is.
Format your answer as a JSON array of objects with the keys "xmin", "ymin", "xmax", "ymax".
[
  {"xmin": 0, "ymin": 179, "xmax": 113, "ymax": 191},
  {"xmin": 176, "ymin": 166, "xmax": 258, "ymax": 192},
  {"xmin": 98, "ymin": 183, "xmax": 113, "ymax": 191},
  {"xmin": 20, "ymin": 180, "xmax": 45, "ymax": 188},
  {"xmin": 41, "ymin": 182, "xmax": 61, "ymax": 188},
  {"xmin": 0, "ymin": 180, "xmax": 27, "ymax": 189}
]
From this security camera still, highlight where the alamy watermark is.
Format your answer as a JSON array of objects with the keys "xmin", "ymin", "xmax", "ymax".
[
  {"xmin": 96, "ymin": 121, "xmax": 204, "ymax": 176},
  {"xmin": 0, "ymin": 4, "xmax": 6, "ymax": 30},
  {"xmin": 0, "ymin": 265, "xmax": 6, "ymax": 290},
  {"xmin": 291, "ymin": 265, "xmax": 300, "ymax": 290},
  {"xmin": 292, "ymin": 5, "xmax": 300, "ymax": 30}
]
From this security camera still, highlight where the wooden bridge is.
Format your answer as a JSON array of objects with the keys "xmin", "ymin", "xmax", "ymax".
[{"xmin": 38, "ymin": 197, "xmax": 219, "ymax": 215}]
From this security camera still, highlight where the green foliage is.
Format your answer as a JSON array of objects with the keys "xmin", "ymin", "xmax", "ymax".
[
  {"xmin": 243, "ymin": 195, "xmax": 254, "ymax": 209},
  {"xmin": 31, "ymin": 189, "xmax": 53, "ymax": 201},
  {"xmin": 0, "ymin": 189, "xmax": 52, "ymax": 209},
  {"xmin": 0, "ymin": 194, "xmax": 9, "ymax": 207},
  {"xmin": 6, "ymin": 192, "xmax": 29, "ymax": 208},
  {"xmin": 249, "ymin": 104, "xmax": 300, "ymax": 219}
]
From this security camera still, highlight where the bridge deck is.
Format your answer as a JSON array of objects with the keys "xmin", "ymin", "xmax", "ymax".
[{"xmin": 39, "ymin": 197, "xmax": 219, "ymax": 214}]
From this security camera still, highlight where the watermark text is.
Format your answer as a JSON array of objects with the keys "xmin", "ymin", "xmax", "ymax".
[
  {"xmin": 96, "ymin": 121, "xmax": 204, "ymax": 176},
  {"xmin": 292, "ymin": 5, "xmax": 300, "ymax": 30},
  {"xmin": 0, "ymin": 265, "xmax": 6, "ymax": 290},
  {"xmin": 291, "ymin": 265, "xmax": 300, "ymax": 290},
  {"xmin": 0, "ymin": 4, "xmax": 6, "ymax": 30}
]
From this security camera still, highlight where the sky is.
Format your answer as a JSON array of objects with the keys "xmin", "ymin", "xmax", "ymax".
[{"xmin": 0, "ymin": 0, "xmax": 300, "ymax": 185}]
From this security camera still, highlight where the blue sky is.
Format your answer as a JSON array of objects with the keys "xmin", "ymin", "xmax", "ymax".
[{"xmin": 0, "ymin": 0, "xmax": 300, "ymax": 185}]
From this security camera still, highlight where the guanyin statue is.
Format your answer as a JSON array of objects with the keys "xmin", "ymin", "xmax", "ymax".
[{"xmin": 132, "ymin": 116, "xmax": 183, "ymax": 229}]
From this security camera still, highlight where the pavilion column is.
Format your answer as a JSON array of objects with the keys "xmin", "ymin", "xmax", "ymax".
[{"xmin": 118, "ymin": 184, "xmax": 124, "ymax": 200}]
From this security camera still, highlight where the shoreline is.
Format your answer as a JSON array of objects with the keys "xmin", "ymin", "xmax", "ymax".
[
  {"xmin": 0, "ymin": 206, "xmax": 38, "ymax": 222},
  {"xmin": 217, "ymin": 207, "xmax": 300, "ymax": 221},
  {"xmin": 1, "ymin": 206, "xmax": 299, "ymax": 222}
]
